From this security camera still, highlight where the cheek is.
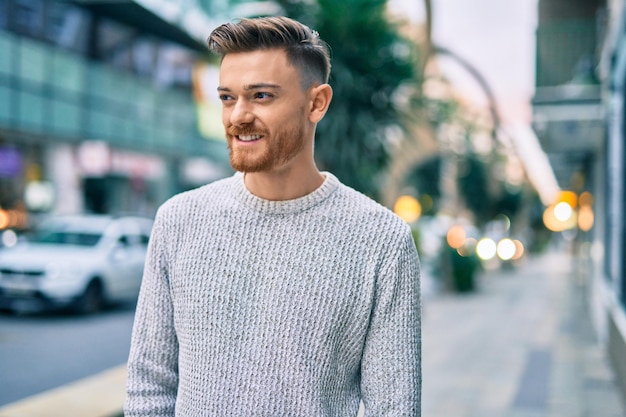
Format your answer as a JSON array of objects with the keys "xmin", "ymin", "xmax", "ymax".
[
  {"xmin": 270, "ymin": 107, "xmax": 301, "ymax": 127},
  {"xmin": 221, "ymin": 109, "xmax": 231, "ymax": 127}
]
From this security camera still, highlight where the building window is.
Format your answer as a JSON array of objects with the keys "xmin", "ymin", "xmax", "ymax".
[
  {"xmin": 0, "ymin": 1, "xmax": 8, "ymax": 29},
  {"xmin": 44, "ymin": 2, "xmax": 90, "ymax": 54},
  {"xmin": 93, "ymin": 17, "xmax": 196, "ymax": 89},
  {"xmin": 12, "ymin": 0, "xmax": 44, "ymax": 37}
]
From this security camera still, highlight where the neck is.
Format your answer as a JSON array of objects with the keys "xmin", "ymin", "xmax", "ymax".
[{"xmin": 244, "ymin": 164, "xmax": 325, "ymax": 201}]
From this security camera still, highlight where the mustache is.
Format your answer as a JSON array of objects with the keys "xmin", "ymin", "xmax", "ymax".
[{"xmin": 227, "ymin": 126, "xmax": 268, "ymax": 136}]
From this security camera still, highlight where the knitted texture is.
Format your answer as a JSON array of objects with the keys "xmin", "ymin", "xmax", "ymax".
[{"xmin": 125, "ymin": 172, "xmax": 421, "ymax": 417}]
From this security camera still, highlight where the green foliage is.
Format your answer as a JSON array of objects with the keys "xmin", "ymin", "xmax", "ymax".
[
  {"xmin": 457, "ymin": 154, "xmax": 490, "ymax": 225},
  {"xmin": 277, "ymin": 0, "xmax": 423, "ymax": 198},
  {"xmin": 448, "ymin": 245, "xmax": 480, "ymax": 292},
  {"xmin": 455, "ymin": 150, "xmax": 525, "ymax": 227},
  {"xmin": 407, "ymin": 156, "xmax": 441, "ymax": 214},
  {"xmin": 494, "ymin": 185, "xmax": 523, "ymax": 219},
  {"xmin": 438, "ymin": 239, "xmax": 480, "ymax": 293}
]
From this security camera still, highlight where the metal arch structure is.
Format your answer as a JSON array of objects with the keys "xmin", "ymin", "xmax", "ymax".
[
  {"xmin": 419, "ymin": 0, "xmax": 500, "ymax": 141},
  {"xmin": 429, "ymin": 45, "xmax": 501, "ymax": 143}
]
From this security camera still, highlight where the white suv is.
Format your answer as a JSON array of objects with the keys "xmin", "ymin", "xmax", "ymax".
[{"xmin": 0, "ymin": 214, "xmax": 153, "ymax": 314}]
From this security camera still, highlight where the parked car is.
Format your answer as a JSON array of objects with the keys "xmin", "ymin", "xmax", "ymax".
[{"xmin": 0, "ymin": 214, "xmax": 153, "ymax": 314}]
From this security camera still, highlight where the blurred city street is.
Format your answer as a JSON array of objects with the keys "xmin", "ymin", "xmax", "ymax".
[
  {"xmin": 421, "ymin": 249, "xmax": 625, "ymax": 417},
  {"xmin": 3, "ymin": 248, "xmax": 625, "ymax": 417},
  {"xmin": 1, "ymin": 0, "xmax": 626, "ymax": 415}
]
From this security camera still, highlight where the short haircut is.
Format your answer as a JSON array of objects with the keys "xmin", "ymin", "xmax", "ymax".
[{"xmin": 207, "ymin": 16, "xmax": 331, "ymax": 89}]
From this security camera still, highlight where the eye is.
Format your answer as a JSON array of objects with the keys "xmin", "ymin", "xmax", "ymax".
[
  {"xmin": 219, "ymin": 94, "xmax": 235, "ymax": 103},
  {"xmin": 254, "ymin": 92, "xmax": 274, "ymax": 100}
]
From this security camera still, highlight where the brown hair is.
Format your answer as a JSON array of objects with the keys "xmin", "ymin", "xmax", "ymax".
[{"xmin": 207, "ymin": 16, "xmax": 331, "ymax": 89}]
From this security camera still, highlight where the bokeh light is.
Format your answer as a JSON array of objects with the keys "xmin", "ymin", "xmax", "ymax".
[
  {"xmin": 558, "ymin": 190, "xmax": 578, "ymax": 209},
  {"xmin": 476, "ymin": 238, "xmax": 497, "ymax": 260},
  {"xmin": 579, "ymin": 191, "xmax": 593, "ymax": 207},
  {"xmin": 0, "ymin": 210, "xmax": 8, "ymax": 229},
  {"xmin": 494, "ymin": 214, "xmax": 511, "ymax": 232},
  {"xmin": 543, "ymin": 203, "xmax": 577, "ymax": 232},
  {"xmin": 394, "ymin": 195, "xmax": 422, "ymax": 224},
  {"xmin": 578, "ymin": 205, "xmax": 594, "ymax": 231},
  {"xmin": 446, "ymin": 225, "xmax": 466, "ymax": 249},
  {"xmin": 512, "ymin": 239, "xmax": 525, "ymax": 260},
  {"xmin": 496, "ymin": 238, "xmax": 516, "ymax": 261},
  {"xmin": 0, "ymin": 208, "xmax": 28, "ymax": 230},
  {"xmin": 553, "ymin": 201, "xmax": 573, "ymax": 222},
  {"xmin": 457, "ymin": 237, "xmax": 477, "ymax": 257},
  {"xmin": 1, "ymin": 230, "xmax": 18, "ymax": 247}
]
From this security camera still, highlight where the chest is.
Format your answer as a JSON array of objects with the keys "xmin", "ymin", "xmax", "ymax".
[{"xmin": 167, "ymin": 214, "xmax": 382, "ymax": 352}]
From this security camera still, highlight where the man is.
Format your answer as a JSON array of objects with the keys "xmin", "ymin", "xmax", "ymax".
[{"xmin": 125, "ymin": 16, "xmax": 421, "ymax": 417}]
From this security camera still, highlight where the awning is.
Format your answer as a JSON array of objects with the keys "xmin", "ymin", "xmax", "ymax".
[
  {"xmin": 69, "ymin": 0, "xmax": 210, "ymax": 52},
  {"xmin": 501, "ymin": 123, "xmax": 561, "ymax": 206}
]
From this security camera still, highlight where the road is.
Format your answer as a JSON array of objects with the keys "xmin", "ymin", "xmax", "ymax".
[{"xmin": 0, "ymin": 303, "xmax": 136, "ymax": 406}]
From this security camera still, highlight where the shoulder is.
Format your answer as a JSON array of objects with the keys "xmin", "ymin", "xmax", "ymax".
[
  {"xmin": 153, "ymin": 174, "xmax": 237, "ymax": 229},
  {"xmin": 334, "ymin": 180, "xmax": 406, "ymax": 223},
  {"xmin": 322, "ymin": 178, "xmax": 418, "ymax": 273},
  {"xmin": 162, "ymin": 175, "xmax": 235, "ymax": 212},
  {"xmin": 327, "ymin": 176, "xmax": 411, "ymax": 238}
]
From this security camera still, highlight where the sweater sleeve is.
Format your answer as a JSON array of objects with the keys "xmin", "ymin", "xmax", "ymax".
[
  {"xmin": 360, "ymin": 228, "xmax": 422, "ymax": 417},
  {"xmin": 125, "ymin": 209, "xmax": 179, "ymax": 417}
]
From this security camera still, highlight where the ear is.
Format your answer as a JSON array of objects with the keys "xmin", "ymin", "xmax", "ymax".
[{"xmin": 308, "ymin": 84, "xmax": 333, "ymax": 123}]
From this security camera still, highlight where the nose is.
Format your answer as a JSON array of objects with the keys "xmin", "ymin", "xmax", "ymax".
[{"xmin": 229, "ymin": 99, "xmax": 254, "ymax": 126}]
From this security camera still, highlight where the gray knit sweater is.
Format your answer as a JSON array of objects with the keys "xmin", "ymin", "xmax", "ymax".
[{"xmin": 125, "ymin": 172, "xmax": 421, "ymax": 417}]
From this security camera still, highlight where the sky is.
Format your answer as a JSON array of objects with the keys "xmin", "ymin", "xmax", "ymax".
[
  {"xmin": 389, "ymin": 0, "xmax": 559, "ymax": 204},
  {"xmin": 390, "ymin": 0, "xmax": 539, "ymax": 124}
]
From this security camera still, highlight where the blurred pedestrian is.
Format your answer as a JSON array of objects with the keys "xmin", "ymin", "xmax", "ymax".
[{"xmin": 125, "ymin": 16, "xmax": 421, "ymax": 417}]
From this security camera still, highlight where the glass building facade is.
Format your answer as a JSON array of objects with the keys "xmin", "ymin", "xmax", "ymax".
[
  {"xmin": 534, "ymin": 0, "xmax": 626, "ymax": 400},
  {"xmin": 0, "ymin": 0, "xmax": 230, "ymax": 223}
]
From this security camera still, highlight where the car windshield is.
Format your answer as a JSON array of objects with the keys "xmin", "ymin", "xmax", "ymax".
[{"xmin": 29, "ymin": 231, "xmax": 102, "ymax": 246}]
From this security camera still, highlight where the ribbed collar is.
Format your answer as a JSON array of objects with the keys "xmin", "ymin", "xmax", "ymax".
[{"xmin": 233, "ymin": 171, "xmax": 339, "ymax": 215}]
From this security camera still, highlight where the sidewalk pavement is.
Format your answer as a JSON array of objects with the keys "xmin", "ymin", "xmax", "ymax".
[
  {"xmin": 0, "ymin": 366, "xmax": 126, "ymax": 417},
  {"xmin": 421, "ymin": 249, "xmax": 626, "ymax": 417}
]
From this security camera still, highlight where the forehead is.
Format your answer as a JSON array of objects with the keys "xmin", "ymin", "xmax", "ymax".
[{"xmin": 219, "ymin": 49, "xmax": 300, "ymax": 87}]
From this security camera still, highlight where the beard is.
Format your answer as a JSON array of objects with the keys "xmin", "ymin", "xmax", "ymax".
[{"xmin": 226, "ymin": 122, "xmax": 306, "ymax": 173}]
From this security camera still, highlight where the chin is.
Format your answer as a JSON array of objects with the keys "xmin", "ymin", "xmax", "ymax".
[{"xmin": 229, "ymin": 158, "xmax": 273, "ymax": 173}]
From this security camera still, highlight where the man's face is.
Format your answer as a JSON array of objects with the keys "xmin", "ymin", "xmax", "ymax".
[{"xmin": 218, "ymin": 48, "xmax": 312, "ymax": 173}]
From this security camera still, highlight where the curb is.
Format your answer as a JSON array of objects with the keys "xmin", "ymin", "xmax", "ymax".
[{"xmin": 0, "ymin": 365, "xmax": 126, "ymax": 417}]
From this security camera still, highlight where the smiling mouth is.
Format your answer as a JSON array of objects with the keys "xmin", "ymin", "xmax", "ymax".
[{"xmin": 237, "ymin": 134, "xmax": 263, "ymax": 142}]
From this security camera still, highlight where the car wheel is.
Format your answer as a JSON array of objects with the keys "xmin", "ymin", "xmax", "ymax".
[
  {"xmin": 0, "ymin": 307, "xmax": 14, "ymax": 315},
  {"xmin": 75, "ymin": 280, "xmax": 104, "ymax": 314}
]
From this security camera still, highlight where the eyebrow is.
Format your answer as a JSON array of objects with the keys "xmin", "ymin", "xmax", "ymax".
[{"xmin": 217, "ymin": 83, "xmax": 282, "ymax": 92}]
